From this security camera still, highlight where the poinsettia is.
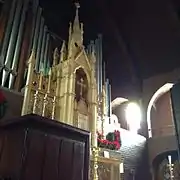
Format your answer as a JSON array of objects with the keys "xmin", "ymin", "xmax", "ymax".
[{"xmin": 97, "ymin": 130, "xmax": 121, "ymax": 150}]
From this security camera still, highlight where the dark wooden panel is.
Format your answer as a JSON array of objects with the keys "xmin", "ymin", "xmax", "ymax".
[
  {"xmin": 0, "ymin": 129, "xmax": 25, "ymax": 179},
  {"xmin": 71, "ymin": 142, "xmax": 85, "ymax": 180},
  {"xmin": 42, "ymin": 135, "xmax": 61, "ymax": 180},
  {"xmin": 0, "ymin": 114, "xmax": 90, "ymax": 180},
  {"xmin": 22, "ymin": 130, "xmax": 46, "ymax": 180},
  {"xmin": 58, "ymin": 139, "xmax": 74, "ymax": 180}
]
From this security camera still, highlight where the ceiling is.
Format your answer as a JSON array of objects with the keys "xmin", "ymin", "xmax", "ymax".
[{"xmin": 40, "ymin": 0, "xmax": 180, "ymax": 97}]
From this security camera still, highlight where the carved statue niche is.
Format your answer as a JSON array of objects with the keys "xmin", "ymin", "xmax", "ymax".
[
  {"xmin": 75, "ymin": 68, "xmax": 88, "ymax": 105},
  {"xmin": 74, "ymin": 68, "xmax": 89, "ymax": 130}
]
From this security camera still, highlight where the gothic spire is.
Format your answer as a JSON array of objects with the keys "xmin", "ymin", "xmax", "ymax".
[
  {"xmin": 71, "ymin": 2, "xmax": 83, "ymax": 46},
  {"xmin": 73, "ymin": 2, "xmax": 81, "ymax": 33},
  {"xmin": 67, "ymin": 2, "xmax": 83, "ymax": 58}
]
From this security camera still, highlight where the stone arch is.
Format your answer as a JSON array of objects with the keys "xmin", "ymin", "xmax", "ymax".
[
  {"xmin": 74, "ymin": 66, "xmax": 91, "ymax": 85},
  {"xmin": 152, "ymin": 150, "xmax": 178, "ymax": 180},
  {"xmin": 147, "ymin": 83, "xmax": 174, "ymax": 137},
  {"xmin": 112, "ymin": 97, "xmax": 129, "ymax": 130},
  {"xmin": 111, "ymin": 97, "xmax": 129, "ymax": 109}
]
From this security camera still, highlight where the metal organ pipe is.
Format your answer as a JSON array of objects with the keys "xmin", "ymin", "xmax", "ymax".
[
  {"xmin": 103, "ymin": 61, "xmax": 106, "ymax": 85},
  {"xmin": 28, "ymin": 0, "xmax": 39, "ymax": 56},
  {"xmin": 0, "ymin": 0, "xmax": 17, "ymax": 73},
  {"xmin": 46, "ymin": 58, "xmax": 50, "ymax": 72},
  {"xmin": 9, "ymin": 0, "xmax": 29, "ymax": 89},
  {"xmin": 2, "ymin": 0, "xmax": 23, "ymax": 86},
  {"xmin": 105, "ymin": 78, "xmax": 110, "ymax": 117},
  {"xmin": 44, "ymin": 33, "xmax": 50, "ymax": 75},
  {"xmin": 39, "ymin": 25, "xmax": 47, "ymax": 72},
  {"xmin": 109, "ymin": 83, "xmax": 112, "ymax": 117},
  {"xmin": 98, "ymin": 34, "xmax": 103, "ymax": 94},
  {"xmin": 35, "ymin": 17, "xmax": 44, "ymax": 71},
  {"xmin": 32, "ymin": 7, "xmax": 42, "ymax": 55}
]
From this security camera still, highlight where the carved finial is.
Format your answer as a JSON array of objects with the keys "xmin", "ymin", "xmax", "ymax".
[
  {"xmin": 53, "ymin": 48, "xmax": 59, "ymax": 66},
  {"xmin": 60, "ymin": 41, "xmax": 66, "ymax": 53},
  {"xmin": 69, "ymin": 22, "xmax": 72, "ymax": 35},
  {"xmin": 90, "ymin": 41, "xmax": 96, "ymax": 64},
  {"xmin": 75, "ymin": 2, "xmax": 80, "ymax": 9},
  {"xmin": 48, "ymin": 68, "xmax": 52, "ymax": 76},
  {"xmin": 60, "ymin": 41, "xmax": 66, "ymax": 62},
  {"xmin": 28, "ymin": 51, "xmax": 35, "ymax": 65},
  {"xmin": 73, "ymin": 2, "xmax": 80, "ymax": 32}
]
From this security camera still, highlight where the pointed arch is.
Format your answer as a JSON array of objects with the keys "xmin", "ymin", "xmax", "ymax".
[
  {"xmin": 74, "ymin": 66, "xmax": 91, "ymax": 87},
  {"xmin": 147, "ymin": 83, "xmax": 174, "ymax": 137}
]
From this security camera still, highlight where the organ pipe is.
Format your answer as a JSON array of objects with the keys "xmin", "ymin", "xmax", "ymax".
[
  {"xmin": 0, "ymin": 0, "xmax": 17, "ymax": 72},
  {"xmin": 28, "ymin": 0, "xmax": 39, "ymax": 56},
  {"xmin": 105, "ymin": 79, "xmax": 109, "ymax": 117},
  {"xmin": 32, "ymin": 7, "xmax": 42, "ymax": 54},
  {"xmin": 2, "ymin": 0, "xmax": 23, "ymax": 86},
  {"xmin": 9, "ymin": 0, "xmax": 29, "ymax": 89},
  {"xmin": 39, "ymin": 25, "xmax": 47, "ymax": 71},
  {"xmin": 109, "ymin": 83, "xmax": 112, "ymax": 117},
  {"xmin": 103, "ymin": 61, "xmax": 106, "ymax": 85},
  {"xmin": 95, "ymin": 39, "xmax": 100, "ymax": 96},
  {"xmin": 98, "ymin": 34, "xmax": 103, "ymax": 94},
  {"xmin": 44, "ymin": 33, "xmax": 50, "ymax": 75},
  {"xmin": 35, "ymin": 17, "xmax": 44, "ymax": 71}
]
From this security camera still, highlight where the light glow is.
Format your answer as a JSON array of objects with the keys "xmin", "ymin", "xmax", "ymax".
[{"xmin": 125, "ymin": 102, "xmax": 142, "ymax": 133}]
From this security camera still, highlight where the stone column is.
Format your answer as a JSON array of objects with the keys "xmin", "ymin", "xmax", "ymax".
[
  {"xmin": 59, "ymin": 63, "xmax": 69, "ymax": 123},
  {"xmin": 59, "ymin": 74, "xmax": 65, "ymax": 122},
  {"xmin": 66, "ymin": 73, "xmax": 75, "ymax": 125}
]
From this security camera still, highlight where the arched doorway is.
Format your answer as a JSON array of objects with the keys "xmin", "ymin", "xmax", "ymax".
[
  {"xmin": 147, "ymin": 83, "xmax": 174, "ymax": 137},
  {"xmin": 152, "ymin": 151, "xmax": 179, "ymax": 180},
  {"xmin": 112, "ymin": 97, "xmax": 129, "ymax": 130}
]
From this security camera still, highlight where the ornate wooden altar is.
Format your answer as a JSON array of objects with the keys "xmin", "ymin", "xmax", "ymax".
[{"xmin": 0, "ymin": 114, "xmax": 90, "ymax": 180}]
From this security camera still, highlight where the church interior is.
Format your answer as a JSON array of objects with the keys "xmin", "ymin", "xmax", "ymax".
[{"xmin": 0, "ymin": 0, "xmax": 179, "ymax": 180}]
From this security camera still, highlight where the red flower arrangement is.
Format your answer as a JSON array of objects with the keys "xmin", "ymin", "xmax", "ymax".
[
  {"xmin": 0, "ymin": 89, "xmax": 7, "ymax": 119},
  {"xmin": 97, "ymin": 130, "xmax": 121, "ymax": 150}
]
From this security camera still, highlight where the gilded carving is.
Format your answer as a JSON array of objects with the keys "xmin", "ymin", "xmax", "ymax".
[{"xmin": 21, "ymin": 2, "xmax": 123, "ymax": 180}]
